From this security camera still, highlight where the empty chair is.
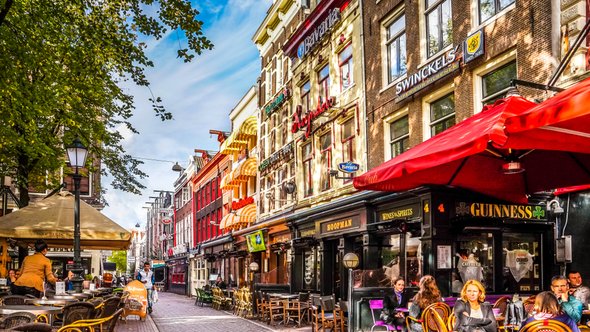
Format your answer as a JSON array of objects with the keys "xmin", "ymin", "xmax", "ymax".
[
  {"xmin": 96, "ymin": 297, "xmax": 121, "ymax": 318},
  {"xmin": 7, "ymin": 322, "xmax": 52, "ymax": 332},
  {"xmin": 311, "ymin": 295, "xmax": 336, "ymax": 332},
  {"xmin": 283, "ymin": 292, "xmax": 310, "ymax": 327},
  {"xmin": 58, "ymin": 302, "xmax": 96, "ymax": 327},
  {"xmin": 0, "ymin": 312, "xmax": 37, "ymax": 329},
  {"xmin": 1, "ymin": 295, "xmax": 29, "ymax": 305}
]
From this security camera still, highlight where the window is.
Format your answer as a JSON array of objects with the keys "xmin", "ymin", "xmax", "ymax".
[
  {"xmin": 386, "ymin": 15, "xmax": 407, "ymax": 83},
  {"xmin": 425, "ymin": 0, "xmax": 452, "ymax": 58},
  {"xmin": 281, "ymin": 107, "xmax": 289, "ymax": 146},
  {"xmin": 318, "ymin": 64, "xmax": 330, "ymax": 103},
  {"xmin": 341, "ymin": 118, "xmax": 355, "ymax": 163},
  {"xmin": 279, "ymin": 165, "xmax": 288, "ymax": 207},
  {"xmin": 430, "ymin": 93, "xmax": 455, "ymax": 136},
  {"xmin": 301, "ymin": 81, "xmax": 311, "ymax": 112},
  {"xmin": 319, "ymin": 132, "xmax": 332, "ymax": 191},
  {"xmin": 302, "ymin": 143, "xmax": 313, "ymax": 197},
  {"xmin": 482, "ymin": 61, "xmax": 516, "ymax": 105},
  {"xmin": 339, "ymin": 44, "xmax": 354, "ymax": 90},
  {"xmin": 479, "ymin": 0, "xmax": 515, "ymax": 23},
  {"xmin": 390, "ymin": 115, "xmax": 409, "ymax": 158},
  {"xmin": 260, "ymin": 124, "xmax": 266, "ymax": 160}
]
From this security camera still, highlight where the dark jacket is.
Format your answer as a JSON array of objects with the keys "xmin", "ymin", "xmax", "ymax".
[
  {"xmin": 380, "ymin": 290, "xmax": 411, "ymax": 326},
  {"xmin": 453, "ymin": 299, "xmax": 497, "ymax": 332}
]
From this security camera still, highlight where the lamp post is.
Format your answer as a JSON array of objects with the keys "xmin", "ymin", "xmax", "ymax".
[
  {"xmin": 342, "ymin": 252, "xmax": 359, "ymax": 332},
  {"xmin": 248, "ymin": 261, "xmax": 259, "ymax": 287},
  {"xmin": 66, "ymin": 138, "xmax": 88, "ymax": 293}
]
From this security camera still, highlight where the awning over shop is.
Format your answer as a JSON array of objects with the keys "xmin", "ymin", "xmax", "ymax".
[
  {"xmin": 219, "ymin": 116, "xmax": 258, "ymax": 155},
  {"xmin": 219, "ymin": 157, "xmax": 258, "ymax": 190},
  {"xmin": 220, "ymin": 203, "xmax": 256, "ymax": 230}
]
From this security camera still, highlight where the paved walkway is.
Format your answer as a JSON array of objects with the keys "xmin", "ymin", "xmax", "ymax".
[{"xmin": 116, "ymin": 291, "xmax": 310, "ymax": 332}]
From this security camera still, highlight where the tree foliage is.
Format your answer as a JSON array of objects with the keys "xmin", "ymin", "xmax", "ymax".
[
  {"xmin": 107, "ymin": 250, "xmax": 128, "ymax": 273},
  {"xmin": 0, "ymin": 0, "xmax": 213, "ymax": 205}
]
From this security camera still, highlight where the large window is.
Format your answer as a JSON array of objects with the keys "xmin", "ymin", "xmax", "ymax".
[
  {"xmin": 390, "ymin": 115, "xmax": 409, "ymax": 158},
  {"xmin": 386, "ymin": 15, "xmax": 407, "ymax": 83},
  {"xmin": 318, "ymin": 64, "xmax": 330, "ymax": 103},
  {"xmin": 301, "ymin": 81, "xmax": 311, "ymax": 112},
  {"xmin": 341, "ymin": 118, "xmax": 355, "ymax": 163},
  {"xmin": 430, "ymin": 93, "xmax": 455, "ymax": 136},
  {"xmin": 302, "ymin": 143, "xmax": 313, "ymax": 197},
  {"xmin": 482, "ymin": 61, "xmax": 517, "ymax": 105},
  {"xmin": 425, "ymin": 0, "xmax": 452, "ymax": 58},
  {"xmin": 339, "ymin": 44, "xmax": 354, "ymax": 91},
  {"xmin": 319, "ymin": 132, "xmax": 332, "ymax": 192},
  {"xmin": 479, "ymin": 0, "xmax": 515, "ymax": 23}
]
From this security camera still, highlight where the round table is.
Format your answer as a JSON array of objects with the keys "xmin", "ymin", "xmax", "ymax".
[
  {"xmin": 50, "ymin": 294, "xmax": 79, "ymax": 301},
  {"xmin": 25, "ymin": 298, "xmax": 75, "ymax": 306},
  {"xmin": 0, "ymin": 305, "xmax": 62, "ymax": 324},
  {"xmin": 65, "ymin": 292, "xmax": 91, "ymax": 299}
]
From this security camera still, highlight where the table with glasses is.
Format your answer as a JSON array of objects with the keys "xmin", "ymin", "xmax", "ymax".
[{"xmin": 0, "ymin": 305, "xmax": 62, "ymax": 324}]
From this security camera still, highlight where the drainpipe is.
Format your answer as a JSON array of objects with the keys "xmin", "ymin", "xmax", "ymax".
[{"xmin": 358, "ymin": 0, "xmax": 369, "ymax": 176}]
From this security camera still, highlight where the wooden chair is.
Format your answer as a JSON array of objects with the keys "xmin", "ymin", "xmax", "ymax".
[
  {"xmin": 446, "ymin": 309, "xmax": 456, "ymax": 332},
  {"xmin": 266, "ymin": 294, "xmax": 284, "ymax": 326},
  {"xmin": 335, "ymin": 300, "xmax": 348, "ymax": 332},
  {"xmin": 255, "ymin": 291, "xmax": 269, "ymax": 322},
  {"xmin": 523, "ymin": 295, "xmax": 536, "ymax": 315},
  {"xmin": 406, "ymin": 302, "xmax": 451, "ymax": 332},
  {"xmin": 579, "ymin": 325, "xmax": 590, "ymax": 331},
  {"xmin": 520, "ymin": 319, "xmax": 573, "ymax": 332},
  {"xmin": 283, "ymin": 292, "xmax": 310, "ymax": 327},
  {"xmin": 311, "ymin": 295, "xmax": 336, "ymax": 332}
]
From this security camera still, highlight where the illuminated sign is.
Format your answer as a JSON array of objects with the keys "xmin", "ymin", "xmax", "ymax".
[
  {"xmin": 320, "ymin": 216, "xmax": 360, "ymax": 234},
  {"xmin": 292, "ymin": 97, "xmax": 335, "ymax": 139},
  {"xmin": 455, "ymin": 202, "xmax": 547, "ymax": 220},
  {"xmin": 297, "ymin": 8, "xmax": 341, "ymax": 59},
  {"xmin": 395, "ymin": 45, "xmax": 460, "ymax": 102},
  {"xmin": 379, "ymin": 203, "xmax": 421, "ymax": 222}
]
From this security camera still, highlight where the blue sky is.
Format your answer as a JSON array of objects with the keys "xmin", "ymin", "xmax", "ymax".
[{"xmin": 101, "ymin": 0, "xmax": 272, "ymax": 229}]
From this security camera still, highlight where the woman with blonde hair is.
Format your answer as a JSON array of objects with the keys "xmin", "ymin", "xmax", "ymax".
[
  {"xmin": 453, "ymin": 279, "xmax": 496, "ymax": 332},
  {"xmin": 407, "ymin": 275, "xmax": 442, "ymax": 332},
  {"xmin": 520, "ymin": 291, "xmax": 580, "ymax": 331}
]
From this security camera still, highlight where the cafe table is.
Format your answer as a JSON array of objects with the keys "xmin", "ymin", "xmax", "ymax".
[
  {"xmin": 267, "ymin": 293, "xmax": 298, "ymax": 300},
  {"xmin": 25, "ymin": 298, "xmax": 76, "ymax": 306},
  {"xmin": 51, "ymin": 294, "xmax": 79, "ymax": 301},
  {"xmin": 0, "ymin": 305, "xmax": 62, "ymax": 325}
]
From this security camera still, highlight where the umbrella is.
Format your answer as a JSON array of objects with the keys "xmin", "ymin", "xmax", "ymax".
[
  {"xmin": 0, "ymin": 191, "xmax": 130, "ymax": 249},
  {"xmin": 353, "ymin": 94, "xmax": 590, "ymax": 203}
]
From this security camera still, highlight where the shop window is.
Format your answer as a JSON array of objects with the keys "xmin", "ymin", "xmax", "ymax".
[
  {"xmin": 318, "ymin": 64, "xmax": 330, "ymax": 103},
  {"xmin": 319, "ymin": 132, "xmax": 332, "ymax": 192},
  {"xmin": 385, "ymin": 14, "xmax": 407, "ymax": 83},
  {"xmin": 479, "ymin": 0, "xmax": 515, "ymax": 23},
  {"xmin": 339, "ymin": 44, "xmax": 354, "ymax": 91},
  {"xmin": 341, "ymin": 117, "xmax": 356, "ymax": 164},
  {"xmin": 389, "ymin": 115, "xmax": 409, "ymax": 158},
  {"xmin": 502, "ymin": 233, "xmax": 541, "ymax": 293},
  {"xmin": 302, "ymin": 142, "xmax": 313, "ymax": 197},
  {"xmin": 301, "ymin": 80, "xmax": 311, "ymax": 112},
  {"xmin": 430, "ymin": 93, "xmax": 455, "ymax": 136},
  {"xmin": 382, "ymin": 234, "xmax": 402, "ymax": 283},
  {"xmin": 425, "ymin": 0, "xmax": 452, "ymax": 58},
  {"xmin": 456, "ymin": 234, "xmax": 494, "ymax": 292},
  {"xmin": 482, "ymin": 61, "xmax": 517, "ymax": 105},
  {"xmin": 406, "ymin": 234, "xmax": 422, "ymax": 287}
]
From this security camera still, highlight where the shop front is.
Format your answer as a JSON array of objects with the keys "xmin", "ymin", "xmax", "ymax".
[
  {"xmin": 166, "ymin": 253, "xmax": 188, "ymax": 295},
  {"xmin": 200, "ymin": 234, "xmax": 233, "ymax": 286}
]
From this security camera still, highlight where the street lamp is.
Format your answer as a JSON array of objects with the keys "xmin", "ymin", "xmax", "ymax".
[
  {"xmin": 342, "ymin": 252, "xmax": 359, "ymax": 332},
  {"xmin": 249, "ymin": 261, "xmax": 259, "ymax": 287},
  {"xmin": 66, "ymin": 138, "xmax": 88, "ymax": 293}
]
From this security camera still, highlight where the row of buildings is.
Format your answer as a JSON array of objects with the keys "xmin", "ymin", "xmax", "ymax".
[{"xmin": 137, "ymin": 0, "xmax": 590, "ymax": 312}]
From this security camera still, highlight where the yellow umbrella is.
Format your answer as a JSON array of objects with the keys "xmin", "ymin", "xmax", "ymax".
[{"xmin": 0, "ymin": 191, "xmax": 131, "ymax": 250}]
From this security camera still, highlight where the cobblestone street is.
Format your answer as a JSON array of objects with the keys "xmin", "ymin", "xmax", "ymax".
[{"xmin": 119, "ymin": 291, "xmax": 310, "ymax": 332}]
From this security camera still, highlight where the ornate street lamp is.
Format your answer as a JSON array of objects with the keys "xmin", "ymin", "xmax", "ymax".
[
  {"xmin": 342, "ymin": 252, "xmax": 359, "ymax": 332},
  {"xmin": 66, "ymin": 138, "xmax": 88, "ymax": 293}
]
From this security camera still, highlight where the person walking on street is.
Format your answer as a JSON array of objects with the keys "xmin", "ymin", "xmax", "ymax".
[
  {"xmin": 568, "ymin": 271, "xmax": 590, "ymax": 307},
  {"xmin": 551, "ymin": 275, "xmax": 584, "ymax": 323},
  {"xmin": 137, "ymin": 261, "xmax": 155, "ymax": 313},
  {"xmin": 12, "ymin": 240, "xmax": 57, "ymax": 298}
]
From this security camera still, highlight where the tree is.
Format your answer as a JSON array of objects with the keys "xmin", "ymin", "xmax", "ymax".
[
  {"xmin": 0, "ymin": 0, "xmax": 213, "ymax": 206},
  {"xmin": 108, "ymin": 250, "xmax": 129, "ymax": 273}
]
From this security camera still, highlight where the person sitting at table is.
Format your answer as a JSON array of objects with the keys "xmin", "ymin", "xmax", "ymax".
[
  {"xmin": 520, "ymin": 291, "xmax": 580, "ymax": 332},
  {"xmin": 11, "ymin": 240, "xmax": 57, "ymax": 298},
  {"xmin": 6, "ymin": 269, "xmax": 17, "ymax": 286},
  {"xmin": 407, "ymin": 275, "xmax": 442, "ymax": 332},
  {"xmin": 215, "ymin": 275, "xmax": 227, "ymax": 289},
  {"xmin": 63, "ymin": 270, "xmax": 75, "ymax": 291},
  {"xmin": 568, "ymin": 270, "xmax": 590, "ymax": 307},
  {"xmin": 381, "ymin": 276, "xmax": 411, "ymax": 331},
  {"xmin": 453, "ymin": 279, "xmax": 496, "ymax": 332},
  {"xmin": 551, "ymin": 275, "xmax": 584, "ymax": 323}
]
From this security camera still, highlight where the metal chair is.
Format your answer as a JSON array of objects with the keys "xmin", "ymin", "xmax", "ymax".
[
  {"xmin": 7, "ymin": 322, "xmax": 53, "ymax": 332},
  {"xmin": 58, "ymin": 302, "xmax": 96, "ymax": 327},
  {"xmin": 520, "ymin": 319, "xmax": 573, "ymax": 332},
  {"xmin": 0, "ymin": 312, "xmax": 38, "ymax": 329},
  {"xmin": 1, "ymin": 295, "xmax": 29, "ymax": 305},
  {"xmin": 368, "ymin": 299, "xmax": 402, "ymax": 331}
]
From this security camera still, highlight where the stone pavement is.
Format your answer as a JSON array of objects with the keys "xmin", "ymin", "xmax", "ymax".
[{"xmin": 116, "ymin": 291, "xmax": 311, "ymax": 332}]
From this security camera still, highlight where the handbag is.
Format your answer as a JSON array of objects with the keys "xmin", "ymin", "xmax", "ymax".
[{"xmin": 152, "ymin": 289, "xmax": 159, "ymax": 303}]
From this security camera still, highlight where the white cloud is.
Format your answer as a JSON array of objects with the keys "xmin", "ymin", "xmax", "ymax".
[{"xmin": 102, "ymin": 0, "xmax": 271, "ymax": 230}]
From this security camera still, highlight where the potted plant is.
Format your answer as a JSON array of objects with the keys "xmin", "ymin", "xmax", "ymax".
[{"xmin": 83, "ymin": 274, "xmax": 93, "ymax": 289}]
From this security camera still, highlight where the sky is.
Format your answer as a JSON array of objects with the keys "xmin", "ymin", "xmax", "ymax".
[{"xmin": 101, "ymin": 0, "xmax": 272, "ymax": 230}]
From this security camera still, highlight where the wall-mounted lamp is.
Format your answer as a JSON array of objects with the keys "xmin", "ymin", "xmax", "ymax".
[{"xmin": 548, "ymin": 199, "xmax": 564, "ymax": 214}]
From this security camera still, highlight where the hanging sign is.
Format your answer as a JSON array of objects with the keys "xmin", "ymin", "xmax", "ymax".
[
  {"xmin": 161, "ymin": 217, "xmax": 172, "ymax": 224},
  {"xmin": 463, "ymin": 29, "xmax": 485, "ymax": 64},
  {"xmin": 338, "ymin": 161, "xmax": 360, "ymax": 173},
  {"xmin": 395, "ymin": 45, "xmax": 460, "ymax": 102}
]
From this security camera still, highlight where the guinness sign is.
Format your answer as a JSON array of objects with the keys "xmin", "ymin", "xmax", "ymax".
[{"xmin": 455, "ymin": 202, "xmax": 547, "ymax": 220}]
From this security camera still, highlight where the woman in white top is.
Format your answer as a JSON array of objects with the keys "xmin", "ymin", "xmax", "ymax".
[{"xmin": 453, "ymin": 279, "xmax": 496, "ymax": 332}]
